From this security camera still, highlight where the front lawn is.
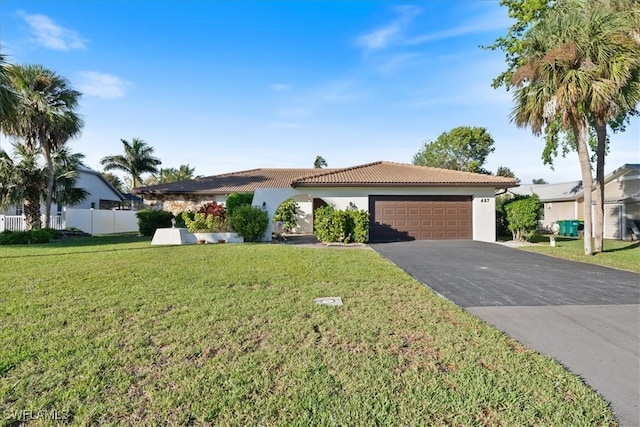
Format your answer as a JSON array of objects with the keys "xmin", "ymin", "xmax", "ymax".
[
  {"xmin": 0, "ymin": 236, "xmax": 616, "ymax": 425},
  {"xmin": 524, "ymin": 235, "xmax": 640, "ymax": 272}
]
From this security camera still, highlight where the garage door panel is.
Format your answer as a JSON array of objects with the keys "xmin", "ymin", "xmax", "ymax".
[{"xmin": 369, "ymin": 196, "xmax": 472, "ymax": 242}]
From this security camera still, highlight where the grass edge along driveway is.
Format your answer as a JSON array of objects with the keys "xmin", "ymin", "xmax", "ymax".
[{"xmin": 0, "ymin": 236, "xmax": 617, "ymax": 426}]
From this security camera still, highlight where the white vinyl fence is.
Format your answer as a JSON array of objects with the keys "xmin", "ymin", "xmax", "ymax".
[
  {"xmin": 0, "ymin": 214, "xmax": 64, "ymax": 232},
  {"xmin": 0, "ymin": 209, "xmax": 139, "ymax": 235}
]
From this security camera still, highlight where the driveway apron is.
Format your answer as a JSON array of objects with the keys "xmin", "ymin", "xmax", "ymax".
[{"xmin": 372, "ymin": 240, "xmax": 640, "ymax": 427}]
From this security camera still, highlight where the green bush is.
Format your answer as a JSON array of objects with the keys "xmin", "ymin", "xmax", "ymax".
[
  {"xmin": 0, "ymin": 228, "xmax": 59, "ymax": 245},
  {"xmin": 314, "ymin": 205, "xmax": 369, "ymax": 243},
  {"xmin": 182, "ymin": 212, "xmax": 230, "ymax": 233},
  {"xmin": 225, "ymin": 193, "xmax": 254, "ymax": 218},
  {"xmin": 228, "ymin": 204, "xmax": 269, "ymax": 242},
  {"xmin": 503, "ymin": 195, "xmax": 542, "ymax": 241},
  {"xmin": 273, "ymin": 198, "xmax": 299, "ymax": 232},
  {"xmin": 136, "ymin": 209, "xmax": 174, "ymax": 236},
  {"xmin": 495, "ymin": 195, "xmax": 510, "ymax": 237}
]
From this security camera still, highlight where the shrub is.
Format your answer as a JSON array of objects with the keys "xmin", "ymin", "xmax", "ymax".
[
  {"xmin": 314, "ymin": 205, "xmax": 369, "ymax": 243},
  {"xmin": 225, "ymin": 193, "xmax": 253, "ymax": 218},
  {"xmin": 503, "ymin": 195, "xmax": 542, "ymax": 241},
  {"xmin": 136, "ymin": 210, "xmax": 174, "ymax": 236},
  {"xmin": 495, "ymin": 195, "xmax": 510, "ymax": 237},
  {"xmin": 273, "ymin": 198, "xmax": 300, "ymax": 232},
  {"xmin": 228, "ymin": 204, "xmax": 269, "ymax": 242},
  {"xmin": 0, "ymin": 228, "xmax": 59, "ymax": 245},
  {"xmin": 182, "ymin": 212, "xmax": 230, "ymax": 233}
]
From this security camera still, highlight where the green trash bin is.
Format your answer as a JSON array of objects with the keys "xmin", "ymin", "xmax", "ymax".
[
  {"xmin": 567, "ymin": 220, "xmax": 580, "ymax": 237},
  {"xmin": 557, "ymin": 220, "xmax": 567, "ymax": 236}
]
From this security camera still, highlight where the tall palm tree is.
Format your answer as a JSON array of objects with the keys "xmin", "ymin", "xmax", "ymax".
[
  {"xmin": 510, "ymin": 0, "xmax": 625, "ymax": 255},
  {"xmin": 100, "ymin": 138, "xmax": 161, "ymax": 189},
  {"xmin": 2, "ymin": 64, "xmax": 83, "ymax": 228}
]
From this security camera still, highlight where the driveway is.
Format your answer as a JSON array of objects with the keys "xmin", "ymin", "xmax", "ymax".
[{"xmin": 372, "ymin": 240, "xmax": 640, "ymax": 427}]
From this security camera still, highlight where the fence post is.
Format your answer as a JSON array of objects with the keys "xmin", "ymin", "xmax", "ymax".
[{"xmin": 0, "ymin": 215, "xmax": 4, "ymax": 232}]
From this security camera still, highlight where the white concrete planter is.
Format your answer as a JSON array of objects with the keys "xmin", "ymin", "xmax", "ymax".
[{"xmin": 193, "ymin": 232, "xmax": 244, "ymax": 243}]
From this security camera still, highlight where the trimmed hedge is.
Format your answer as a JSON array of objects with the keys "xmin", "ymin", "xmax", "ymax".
[
  {"xmin": 228, "ymin": 205, "xmax": 269, "ymax": 242},
  {"xmin": 314, "ymin": 205, "xmax": 369, "ymax": 243},
  {"xmin": 136, "ymin": 210, "xmax": 174, "ymax": 237},
  {"xmin": 0, "ymin": 228, "xmax": 59, "ymax": 245}
]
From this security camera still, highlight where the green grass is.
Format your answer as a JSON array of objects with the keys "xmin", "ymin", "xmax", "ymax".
[
  {"xmin": 523, "ymin": 235, "xmax": 640, "ymax": 272},
  {"xmin": 0, "ymin": 236, "xmax": 617, "ymax": 426}
]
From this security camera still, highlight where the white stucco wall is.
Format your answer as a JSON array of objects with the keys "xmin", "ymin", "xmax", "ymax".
[{"xmin": 253, "ymin": 186, "xmax": 501, "ymax": 243}]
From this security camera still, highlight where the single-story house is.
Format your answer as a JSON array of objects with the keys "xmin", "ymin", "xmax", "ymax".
[
  {"xmin": 134, "ymin": 161, "xmax": 517, "ymax": 242},
  {"xmin": 508, "ymin": 163, "xmax": 640, "ymax": 239},
  {"xmin": 0, "ymin": 165, "xmax": 124, "ymax": 216}
]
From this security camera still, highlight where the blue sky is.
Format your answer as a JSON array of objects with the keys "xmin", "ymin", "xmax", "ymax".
[{"xmin": 1, "ymin": 0, "xmax": 638, "ymax": 185}]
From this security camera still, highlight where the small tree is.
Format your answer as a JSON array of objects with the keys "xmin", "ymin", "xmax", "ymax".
[
  {"xmin": 314, "ymin": 155, "xmax": 327, "ymax": 168},
  {"xmin": 504, "ymin": 195, "xmax": 542, "ymax": 242},
  {"xmin": 273, "ymin": 198, "xmax": 299, "ymax": 232}
]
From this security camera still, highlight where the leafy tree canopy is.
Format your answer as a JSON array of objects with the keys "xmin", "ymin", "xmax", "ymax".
[
  {"xmin": 496, "ymin": 166, "xmax": 521, "ymax": 183},
  {"xmin": 412, "ymin": 126, "xmax": 495, "ymax": 174},
  {"xmin": 314, "ymin": 155, "xmax": 327, "ymax": 169}
]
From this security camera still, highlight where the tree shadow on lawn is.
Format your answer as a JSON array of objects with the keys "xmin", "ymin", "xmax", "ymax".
[
  {"xmin": 0, "ymin": 234, "xmax": 165, "ymax": 259},
  {"xmin": 602, "ymin": 241, "xmax": 640, "ymax": 253}
]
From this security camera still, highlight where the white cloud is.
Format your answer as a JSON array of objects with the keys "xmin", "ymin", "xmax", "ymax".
[
  {"xmin": 356, "ymin": 4, "xmax": 421, "ymax": 51},
  {"xmin": 405, "ymin": 10, "xmax": 511, "ymax": 45},
  {"xmin": 76, "ymin": 71, "xmax": 131, "ymax": 99},
  {"xmin": 20, "ymin": 12, "xmax": 87, "ymax": 51},
  {"xmin": 271, "ymin": 83, "xmax": 291, "ymax": 91}
]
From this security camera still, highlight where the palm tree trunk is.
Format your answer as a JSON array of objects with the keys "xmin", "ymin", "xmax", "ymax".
[
  {"xmin": 23, "ymin": 187, "xmax": 42, "ymax": 230},
  {"xmin": 594, "ymin": 119, "xmax": 606, "ymax": 253},
  {"xmin": 572, "ymin": 122, "xmax": 593, "ymax": 256},
  {"xmin": 42, "ymin": 142, "xmax": 54, "ymax": 229}
]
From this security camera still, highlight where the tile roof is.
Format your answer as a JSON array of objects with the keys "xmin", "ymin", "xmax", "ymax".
[
  {"xmin": 292, "ymin": 161, "xmax": 518, "ymax": 187},
  {"xmin": 134, "ymin": 168, "xmax": 337, "ymax": 195},
  {"xmin": 133, "ymin": 161, "xmax": 518, "ymax": 195}
]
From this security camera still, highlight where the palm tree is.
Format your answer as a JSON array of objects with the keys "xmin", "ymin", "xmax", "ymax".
[
  {"xmin": 100, "ymin": 138, "xmax": 161, "ymax": 189},
  {"xmin": 0, "ymin": 143, "xmax": 88, "ymax": 229},
  {"xmin": 0, "ymin": 50, "xmax": 17, "ymax": 125},
  {"xmin": 0, "ymin": 143, "xmax": 45, "ymax": 229},
  {"xmin": 510, "ymin": 0, "xmax": 604, "ymax": 255},
  {"xmin": 2, "ymin": 64, "xmax": 83, "ymax": 228},
  {"xmin": 146, "ymin": 164, "xmax": 196, "ymax": 184}
]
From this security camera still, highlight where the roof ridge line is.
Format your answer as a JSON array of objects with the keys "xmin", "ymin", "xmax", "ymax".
[{"xmin": 292, "ymin": 161, "xmax": 384, "ymax": 184}]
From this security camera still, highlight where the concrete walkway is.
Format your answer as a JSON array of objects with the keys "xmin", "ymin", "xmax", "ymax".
[{"xmin": 372, "ymin": 240, "xmax": 640, "ymax": 426}]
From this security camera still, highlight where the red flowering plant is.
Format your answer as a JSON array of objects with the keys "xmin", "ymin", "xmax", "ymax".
[{"xmin": 182, "ymin": 202, "xmax": 230, "ymax": 232}]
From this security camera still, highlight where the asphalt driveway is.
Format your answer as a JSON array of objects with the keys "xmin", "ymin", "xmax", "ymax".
[{"xmin": 372, "ymin": 240, "xmax": 640, "ymax": 427}]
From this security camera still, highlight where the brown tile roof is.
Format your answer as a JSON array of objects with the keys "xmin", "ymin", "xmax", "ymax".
[
  {"xmin": 133, "ymin": 161, "xmax": 517, "ymax": 195},
  {"xmin": 133, "ymin": 168, "xmax": 338, "ymax": 195},
  {"xmin": 292, "ymin": 161, "xmax": 517, "ymax": 188}
]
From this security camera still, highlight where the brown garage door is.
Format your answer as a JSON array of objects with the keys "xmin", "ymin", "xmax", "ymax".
[{"xmin": 369, "ymin": 195, "xmax": 472, "ymax": 242}]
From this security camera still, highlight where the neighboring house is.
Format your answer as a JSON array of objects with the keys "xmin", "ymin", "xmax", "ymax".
[
  {"xmin": 507, "ymin": 181, "xmax": 583, "ymax": 231},
  {"xmin": 508, "ymin": 164, "xmax": 640, "ymax": 239},
  {"xmin": 0, "ymin": 165, "xmax": 125, "ymax": 216},
  {"xmin": 134, "ymin": 161, "xmax": 517, "ymax": 242}
]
